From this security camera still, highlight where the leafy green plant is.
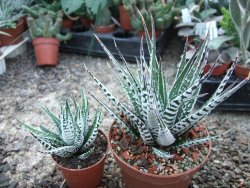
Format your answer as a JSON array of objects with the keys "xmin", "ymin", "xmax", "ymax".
[
  {"xmin": 229, "ymin": 0, "xmax": 250, "ymax": 65},
  {"xmin": 20, "ymin": 91, "xmax": 103, "ymax": 159},
  {"xmin": 219, "ymin": 7, "xmax": 239, "ymax": 46},
  {"xmin": 86, "ymin": 16, "xmax": 249, "ymax": 158},
  {"xmin": 0, "ymin": 0, "xmax": 23, "ymax": 29},
  {"xmin": 95, "ymin": 6, "xmax": 112, "ymax": 27},
  {"xmin": 26, "ymin": 10, "xmax": 71, "ymax": 41}
]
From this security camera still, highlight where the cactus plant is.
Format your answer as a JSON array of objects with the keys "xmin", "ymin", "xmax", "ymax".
[
  {"xmin": 20, "ymin": 90, "xmax": 103, "ymax": 159},
  {"xmin": 229, "ymin": 0, "xmax": 250, "ymax": 65},
  {"xmin": 26, "ymin": 10, "xmax": 71, "ymax": 41},
  {"xmin": 122, "ymin": 0, "xmax": 174, "ymax": 31},
  {"xmin": 86, "ymin": 17, "xmax": 249, "ymax": 159}
]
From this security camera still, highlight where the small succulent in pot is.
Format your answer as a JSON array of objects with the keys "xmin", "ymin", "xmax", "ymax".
[
  {"xmin": 122, "ymin": 0, "xmax": 174, "ymax": 32},
  {"xmin": 20, "ymin": 90, "xmax": 103, "ymax": 160},
  {"xmin": 229, "ymin": 0, "xmax": 250, "ymax": 78},
  {"xmin": 86, "ymin": 15, "xmax": 249, "ymax": 162},
  {"xmin": 25, "ymin": 10, "xmax": 71, "ymax": 41}
]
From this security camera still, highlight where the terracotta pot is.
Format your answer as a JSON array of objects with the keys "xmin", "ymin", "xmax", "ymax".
[
  {"xmin": 94, "ymin": 24, "xmax": 116, "ymax": 34},
  {"xmin": 62, "ymin": 18, "xmax": 74, "ymax": 30},
  {"xmin": 21, "ymin": 16, "xmax": 28, "ymax": 31},
  {"xmin": 108, "ymin": 124, "xmax": 211, "ymax": 188},
  {"xmin": 0, "ymin": 19, "xmax": 24, "ymax": 47},
  {"xmin": 234, "ymin": 64, "xmax": 250, "ymax": 79},
  {"xmin": 203, "ymin": 62, "xmax": 231, "ymax": 76},
  {"xmin": 55, "ymin": 130, "xmax": 108, "ymax": 188},
  {"xmin": 80, "ymin": 17, "xmax": 92, "ymax": 28},
  {"xmin": 138, "ymin": 30, "xmax": 161, "ymax": 38},
  {"xmin": 119, "ymin": 5, "xmax": 132, "ymax": 31},
  {"xmin": 32, "ymin": 37, "xmax": 59, "ymax": 66}
]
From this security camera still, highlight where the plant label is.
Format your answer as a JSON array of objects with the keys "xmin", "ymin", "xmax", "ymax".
[
  {"xmin": 181, "ymin": 8, "xmax": 192, "ymax": 23},
  {"xmin": 195, "ymin": 21, "xmax": 218, "ymax": 39},
  {"xmin": 195, "ymin": 23, "xmax": 207, "ymax": 38},
  {"xmin": 206, "ymin": 21, "xmax": 218, "ymax": 40}
]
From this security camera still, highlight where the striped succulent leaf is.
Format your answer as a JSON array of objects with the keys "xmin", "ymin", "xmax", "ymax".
[
  {"xmin": 152, "ymin": 147, "xmax": 174, "ymax": 160},
  {"xmin": 21, "ymin": 90, "xmax": 103, "ymax": 159},
  {"xmin": 88, "ymin": 15, "xmax": 249, "ymax": 158}
]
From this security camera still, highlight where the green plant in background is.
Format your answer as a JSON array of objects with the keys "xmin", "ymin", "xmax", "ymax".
[
  {"xmin": 20, "ymin": 91, "xmax": 103, "ymax": 159},
  {"xmin": 26, "ymin": 10, "xmax": 71, "ymax": 41},
  {"xmin": 123, "ymin": 0, "xmax": 174, "ymax": 31},
  {"xmin": 219, "ymin": 7, "xmax": 239, "ymax": 47},
  {"xmin": 95, "ymin": 6, "xmax": 112, "ymax": 27},
  {"xmin": 86, "ymin": 17, "xmax": 249, "ymax": 158},
  {"xmin": 0, "ymin": 0, "xmax": 23, "ymax": 29},
  {"xmin": 62, "ymin": 0, "xmax": 114, "ymax": 26},
  {"xmin": 229, "ymin": 0, "xmax": 250, "ymax": 65}
]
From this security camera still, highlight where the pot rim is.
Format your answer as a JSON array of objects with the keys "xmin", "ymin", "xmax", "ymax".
[
  {"xmin": 52, "ymin": 129, "xmax": 108, "ymax": 172},
  {"xmin": 109, "ymin": 121, "xmax": 212, "ymax": 179},
  {"xmin": 92, "ymin": 23, "xmax": 116, "ymax": 30},
  {"xmin": 0, "ymin": 18, "xmax": 23, "ymax": 31}
]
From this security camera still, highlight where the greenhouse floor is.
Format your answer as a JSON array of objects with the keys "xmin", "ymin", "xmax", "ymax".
[{"xmin": 0, "ymin": 35, "xmax": 249, "ymax": 188}]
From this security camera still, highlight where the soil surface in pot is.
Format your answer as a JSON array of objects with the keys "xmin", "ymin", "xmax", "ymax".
[
  {"xmin": 111, "ymin": 120, "xmax": 209, "ymax": 175},
  {"xmin": 53, "ymin": 133, "xmax": 107, "ymax": 169}
]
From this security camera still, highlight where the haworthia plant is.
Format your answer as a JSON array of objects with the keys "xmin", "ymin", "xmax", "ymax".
[
  {"xmin": 20, "ymin": 90, "xmax": 103, "ymax": 159},
  {"xmin": 86, "ymin": 15, "xmax": 249, "ymax": 158},
  {"xmin": 229, "ymin": 0, "xmax": 250, "ymax": 64}
]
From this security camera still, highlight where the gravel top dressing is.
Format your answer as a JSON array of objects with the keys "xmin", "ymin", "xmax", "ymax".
[{"xmin": 0, "ymin": 35, "xmax": 249, "ymax": 187}]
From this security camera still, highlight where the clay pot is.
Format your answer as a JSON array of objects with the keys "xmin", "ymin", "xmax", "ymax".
[
  {"xmin": 203, "ymin": 62, "xmax": 231, "ymax": 76},
  {"xmin": 0, "ymin": 19, "xmax": 24, "ymax": 47},
  {"xmin": 234, "ymin": 64, "xmax": 250, "ymax": 79},
  {"xmin": 32, "ymin": 37, "xmax": 59, "ymax": 66},
  {"xmin": 62, "ymin": 18, "xmax": 74, "ymax": 30},
  {"xmin": 54, "ymin": 130, "xmax": 108, "ymax": 188},
  {"xmin": 108, "ymin": 124, "xmax": 211, "ymax": 188},
  {"xmin": 138, "ymin": 30, "xmax": 161, "ymax": 38},
  {"xmin": 21, "ymin": 16, "xmax": 28, "ymax": 31},
  {"xmin": 80, "ymin": 17, "xmax": 92, "ymax": 28},
  {"xmin": 203, "ymin": 50, "xmax": 232, "ymax": 76},
  {"xmin": 119, "ymin": 5, "xmax": 132, "ymax": 31},
  {"xmin": 94, "ymin": 24, "xmax": 116, "ymax": 34}
]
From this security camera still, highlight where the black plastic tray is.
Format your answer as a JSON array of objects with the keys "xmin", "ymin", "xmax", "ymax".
[
  {"xmin": 196, "ymin": 75, "xmax": 250, "ymax": 111},
  {"xmin": 59, "ymin": 26, "xmax": 172, "ymax": 63}
]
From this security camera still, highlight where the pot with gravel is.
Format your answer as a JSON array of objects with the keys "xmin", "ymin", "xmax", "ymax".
[
  {"xmin": 25, "ymin": 8, "xmax": 71, "ymax": 66},
  {"xmin": 20, "ymin": 90, "xmax": 108, "ymax": 188},
  {"xmin": 86, "ymin": 17, "xmax": 249, "ymax": 188}
]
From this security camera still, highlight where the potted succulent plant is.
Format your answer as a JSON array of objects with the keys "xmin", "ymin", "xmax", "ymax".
[
  {"xmin": 25, "ymin": 10, "xmax": 71, "ymax": 66},
  {"xmin": 112, "ymin": 0, "xmax": 133, "ymax": 31},
  {"xmin": 0, "ymin": 0, "xmax": 24, "ymax": 47},
  {"xmin": 20, "ymin": 90, "xmax": 108, "ymax": 188},
  {"xmin": 174, "ymin": 0, "xmax": 233, "ymax": 77},
  {"xmin": 229, "ymin": 0, "xmax": 250, "ymax": 78},
  {"xmin": 83, "ymin": 0, "xmax": 115, "ymax": 33},
  {"xmin": 123, "ymin": 0, "xmax": 174, "ymax": 37},
  {"xmin": 86, "ymin": 18, "xmax": 249, "ymax": 187}
]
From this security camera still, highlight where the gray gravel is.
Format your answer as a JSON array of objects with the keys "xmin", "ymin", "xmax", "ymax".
[{"xmin": 0, "ymin": 35, "xmax": 249, "ymax": 188}]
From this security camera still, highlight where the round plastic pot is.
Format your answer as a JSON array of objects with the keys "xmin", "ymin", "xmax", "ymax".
[
  {"xmin": 54, "ymin": 130, "xmax": 108, "ymax": 188},
  {"xmin": 32, "ymin": 37, "xmax": 59, "ymax": 66},
  {"xmin": 94, "ymin": 24, "xmax": 116, "ymax": 34},
  {"xmin": 108, "ymin": 124, "xmax": 211, "ymax": 188},
  {"xmin": 234, "ymin": 64, "xmax": 250, "ymax": 79},
  {"xmin": 0, "ymin": 19, "xmax": 24, "ymax": 47},
  {"xmin": 119, "ymin": 5, "xmax": 132, "ymax": 31},
  {"xmin": 203, "ymin": 62, "xmax": 231, "ymax": 76}
]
